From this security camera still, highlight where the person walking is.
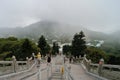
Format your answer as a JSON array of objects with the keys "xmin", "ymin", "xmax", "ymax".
[
  {"xmin": 47, "ymin": 55, "xmax": 51, "ymax": 65},
  {"xmin": 37, "ymin": 52, "xmax": 41, "ymax": 67}
]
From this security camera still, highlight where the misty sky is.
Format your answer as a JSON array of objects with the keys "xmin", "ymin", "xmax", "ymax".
[{"xmin": 0, "ymin": 0, "xmax": 120, "ymax": 33}]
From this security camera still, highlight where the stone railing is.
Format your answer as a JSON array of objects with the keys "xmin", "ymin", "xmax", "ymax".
[
  {"xmin": 0, "ymin": 56, "xmax": 33, "ymax": 76},
  {"xmin": 64, "ymin": 64, "xmax": 74, "ymax": 80},
  {"xmin": 82, "ymin": 55, "xmax": 120, "ymax": 80}
]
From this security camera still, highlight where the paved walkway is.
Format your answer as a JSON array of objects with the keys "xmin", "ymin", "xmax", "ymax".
[
  {"xmin": 70, "ymin": 64, "xmax": 96, "ymax": 80},
  {"xmin": 24, "ymin": 56, "xmax": 59, "ymax": 80},
  {"xmin": 0, "ymin": 55, "xmax": 98, "ymax": 80}
]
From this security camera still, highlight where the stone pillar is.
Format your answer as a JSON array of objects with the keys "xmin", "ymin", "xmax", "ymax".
[
  {"xmin": 37, "ymin": 66, "xmax": 41, "ymax": 80},
  {"xmin": 98, "ymin": 58, "xmax": 104, "ymax": 76},
  {"xmin": 32, "ymin": 53, "xmax": 35, "ymax": 62},
  {"xmin": 26, "ymin": 57, "xmax": 29, "ymax": 69},
  {"xmin": 83, "ymin": 54, "xmax": 87, "ymax": 67},
  {"xmin": 12, "ymin": 55, "xmax": 16, "ymax": 72},
  {"xmin": 47, "ymin": 64, "xmax": 49, "ymax": 80},
  {"xmin": 87, "ymin": 59, "xmax": 91, "ymax": 72}
]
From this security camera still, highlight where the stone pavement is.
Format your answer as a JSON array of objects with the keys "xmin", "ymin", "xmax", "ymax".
[
  {"xmin": 23, "ymin": 56, "xmax": 97, "ymax": 80},
  {"xmin": 1, "ymin": 55, "xmax": 98, "ymax": 80},
  {"xmin": 70, "ymin": 64, "xmax": 96, "ymax": 80},
  {"xmin": 24, "ymin": 56, "xmax": 59, "ymax": 80}
]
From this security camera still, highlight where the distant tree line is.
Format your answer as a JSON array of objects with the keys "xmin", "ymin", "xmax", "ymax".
[
  {"xmin": 1, "ymin": 32, "xmax": 120, "ymax": 65},
  {"xmin": 0, "ymin": 35, "xmax": 60, "ymax": 61}
]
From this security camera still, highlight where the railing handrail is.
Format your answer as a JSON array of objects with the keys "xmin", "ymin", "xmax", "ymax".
[
  {"xmin": 0, "ymin": 61, "xmax": 13, "ymax": 64},
  {"xmin": 65, "ymin": 64, "xmax": 75, "ymax": 80},
  {"xmin": 0, "ymin": 61, "xmax": 28, "ymax": 64},
  {"xmin": 103, "ymin": 64, "xmax": 120, "ymax": 69},
  {"xmin": 84, "ymin": 57, "xmax": 89, "ymax": 63},
  {"xmin": 0, "ymin": 61, "xmax": 36, "ymax": 79},
  {"xmin": 82, "ymin": 56, "xmax": 120, "ymax": 80},
  {"xmin": 16, "ymin": 61, "xmax": 27, "ymax": 64},
  {"xmin": 90, "ymin": 63, "xmax": 120, "ymax": 69}
]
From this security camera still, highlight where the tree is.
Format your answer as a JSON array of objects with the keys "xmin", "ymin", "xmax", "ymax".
[
  {"xmin": 71, "ymin": 31, "xmax": 87, "ymax": 57},
  {"xmin": 7, "ymin": 37, "xmax": 18, "ymax": 41},
  {"xmin": 52, "ymin": 42, "xmax": 59, "ymax": 55},
  {"xmin": 63, "ymin": 45, "xmax": 71, "ymax": 55},
  {"xmin": 17, "ymin": 39, "xmax": 33, "ymax": 60},
  {"xmin": 0, "ymin": 37, "xmax": 39, "ymax": 60},
  {"xmin": 38, "ymin": 35, "xmax": 50, "ymax": 56},
  {"xmin": 107, "ymin": 54, "xmax": 120, "ymax": 65},
  {"xmin": 86, "ymin": 47, "xmax": 107, "ymax": 63}
]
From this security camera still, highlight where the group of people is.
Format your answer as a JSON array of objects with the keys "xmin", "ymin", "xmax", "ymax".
[
  {"xmin": 32, "ymin": 52, "xmax": 75, "ymax": 68},
  {"xmin": 32, "ymin": 52, "xmax": 51, "ymax": 67}
]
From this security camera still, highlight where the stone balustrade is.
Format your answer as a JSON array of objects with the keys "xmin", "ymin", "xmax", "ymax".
[
  {"xmin": 82, "ymin": 55, "xmax": 120, "ymax": 80},
  {"xmin": 0, "ymin": 56, "xmax": 33, "ymax": 76}
]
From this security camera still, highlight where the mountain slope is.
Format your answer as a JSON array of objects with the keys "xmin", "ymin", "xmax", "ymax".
[{"xmin": 0, "ymin": 20, "xmax": 112, "ymax": 43}]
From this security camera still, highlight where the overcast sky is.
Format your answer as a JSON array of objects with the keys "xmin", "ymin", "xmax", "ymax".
[{"xmin": 0, "ymin": 0, "xmax": 120, "ymax": 33}]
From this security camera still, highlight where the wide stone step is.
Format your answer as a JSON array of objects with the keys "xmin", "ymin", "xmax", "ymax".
[{"xmin": 49, "ymin": 72, "xmax": 64, "ymax": 80}]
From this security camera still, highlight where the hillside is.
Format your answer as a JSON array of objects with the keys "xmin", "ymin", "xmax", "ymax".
[{"xmin": 0, "ymin": 20, "xmax": 114, "ymax": 43}]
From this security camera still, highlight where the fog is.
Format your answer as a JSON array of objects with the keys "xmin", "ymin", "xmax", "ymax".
[{"xmin": 0, "ymin": 0, "xmax": 120, "ymax": 33}]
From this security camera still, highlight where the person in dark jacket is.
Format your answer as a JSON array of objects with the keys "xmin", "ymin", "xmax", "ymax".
[{"xmin": 47, "ymin": 56, "xmax": 51, "ymax": 63}]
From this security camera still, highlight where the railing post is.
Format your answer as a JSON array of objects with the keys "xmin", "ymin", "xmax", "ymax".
[
  {"xmin": 65, "ymin": 65, "xmax": 68, "ymax": 80},
  {"xmin": 37, "ymin": 60, "xmax": 41, "ymax": 80},
  {"xmin": 47, "ymin": 64, "xmax": 50, "ymax": 80},
  {"xmin": 87, "ymin": 59, "xmax": 91, "ymax": 72},
  {"xmin": 32, "ymin": 53, "xmax": 36, "ymax": 62},
  {"xmin": 51, "ymin": 63, "xmax": 52, "ymax": 75},
  {"xmin": 26, "ymin": 57, "xmax": 29, "ymax": 69},
  {"xmin": 79, "ymin": 55, "xmax": 81, "ymax": 63},
  {"xmin": 38, "ymin": 66, "xmax": 41, "ymax": 80},
  {"xmin": 12, "ymin": 55, "xmax": 16, "ymax": 73},
  {"xmin": 83, "ymin": 54, "xmax": 87, "ymax": 68},
  {"xmin": 98, "ymin": 58, "xmax": 104, "ymax": 76}
]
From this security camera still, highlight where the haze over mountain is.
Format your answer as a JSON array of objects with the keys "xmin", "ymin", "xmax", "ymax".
[
  {"xmin": 0, "ymin": 20, "xmax": 118, "ymax": 43},
  {"xmin": 0, "ymin": 0, "xmax": 120, "ymax": 34}
]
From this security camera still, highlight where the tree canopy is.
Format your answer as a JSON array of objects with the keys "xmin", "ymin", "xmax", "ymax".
[
  {"xmin": 71, "ymin": 31, "xmax": 87, "ymax": 57},
  {"xmin": 52, "ymin": 42, "xmax": 59, "ymax": 55},
  {"xmin": 86, "ymin": 47, "xmax": 108, "ymax": 63},
  {"xmin": 63, "ymin": 45, "xmax": 71, "ymax": 56},
  {"xmin": 0, "ymin": 37, "xmax": 39, "ymax": 60},
  {"xmin": 38, "ymin": 35, "xmax": 50, "ymax": 56}
]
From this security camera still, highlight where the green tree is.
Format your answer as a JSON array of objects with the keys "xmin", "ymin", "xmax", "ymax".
[
  {"xmin": 18, "ymin": 39, "xmax": 32, "ymax": 60},
  {"xmin": 63, "ymin": 45, "xmax": 71, "ymax": 55},
  {"xmin": 52, "ymin": 42, "xmax": 59, "ymax": 55},
  {"xmin": 107, "ymin": 54, "xmax": 120, "ymax": 65},
  {"xmin": 86, "ymin": 47, "xmax": 107, "ymax": 63},
  {"xmin": 38, "ymin": 35, "xmax": 50, "ymax": 56},
  {"xmin": 7, "ymin": 37, "xmax": 18, "ymax": 41},
  {"xmin": 71, "ymin": 31, "xmax": 87, "ymax": 57},
  {"xmin": 0, "ymin": 37, "xmax": 39, "ymax": 60}
]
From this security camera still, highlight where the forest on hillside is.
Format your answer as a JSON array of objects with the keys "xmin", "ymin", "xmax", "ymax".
[{"xmin": 0, "ymin": 32, "xmax": 120, "ymax": 65}]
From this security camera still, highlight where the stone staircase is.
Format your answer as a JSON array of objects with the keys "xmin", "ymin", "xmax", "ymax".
[{"xmin": 49, "ymin": 72, "xmax": 64, "ymax": 80}]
